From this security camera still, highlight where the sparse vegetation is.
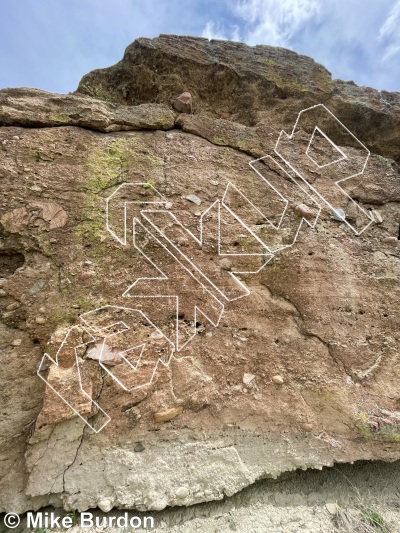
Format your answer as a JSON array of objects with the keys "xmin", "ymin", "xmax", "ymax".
[{"xmin": 79, "ymin": 82, "xmax": 113, "ymax": 102}]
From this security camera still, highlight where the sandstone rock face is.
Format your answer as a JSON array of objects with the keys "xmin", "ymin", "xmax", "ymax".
[{"xmin": 0, "ymin": 35, "xmax": 399, "ymax": 514}]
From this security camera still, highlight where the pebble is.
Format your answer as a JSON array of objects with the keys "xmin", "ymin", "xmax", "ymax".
[
  {"xmin": 294, "ymin": 203, "xmax": 314, "ymax": 221},
  {"xmin": 151, "ymin": 500, "xmax": 167, "ymax": 511},
  {"xmin": 153, "ymin": 406, "xmax": 183, "ymax": 423},
  {"xmin": 172, "ymin": 92, "xmax": 192, "ymax": 114},
  {"xmin": 29, "ymin": 184, "xmax": 42, "ymax": 192},
  {"xmin": 29, "ymin": 279, "xmax": 45, "ymax": 295},
  {"xmin": 97, "ymin": 498, "xmax": 113, "ymax": 513},
  {"xmin": 12, "ymin": 136, "xmax": 20, "ymax": 140},
  {"xmin": 176, "ymin": 487, "xmax": 189, "ymax": 499},
  {"xmin": 6, "ymin": 302, "xmax": 19, "ymax": 311},
  {"xmin": 0, "ymin": 278, "xmax": 6, "ymax": 287},
  {"xmin": 166, "ymin": 132, "xmax": 174, "ymax": 140},
  {"xmin": 150, "ymin": 330, "xmax": 164, "ymax": 340},
  {"xmin": 0, "ymin": 289, "xmax": 7, "ymax": 297},
  {"xmin": 12, "ymin": 339, "xmax": 22, "ymax": 346},
  {"xmin": 272, "ymin": 374, "xmax": 284, "ymax": 385},
  {"xmin": 325, "ymin": 503, "xmax": 337, "ymax": 515},
  {"xmin": 79, "ymin": 271, "xmax": 93, "ymax": 280},
  {"xmin": 35, "ymin": 317, "xmax": 46, "ymax": 324},
  {"xmin": 165, "ymin": 201, "xmax": 173, "ymax": 209},
  {"xmin": 134, "ymin": 442, "xmax": 145, "ymax": 453},
  {"xmin": 243, "ymin": 373, "xmax": 255, "ymax": 385},
  {"xmin": 39, "ymin": 307, "xmax": 46, "ymax": 313},
  {"xmin": 210, "ymin": 180, "xmax": 219, "ymax": 186},
  {"xmin": 185, "ymin": 194, "xmax": 201, "ymax": 206},
  {"xmin": 83, "ymin": 260, "xmax": 93, "ymax": 266},
  {"xmin": 382, "ymin": 236, "xmax": 398, "ymax": 244},
  {"xmin": 330, "ymin": 208, "xmax": 346, "ymax": 221}
]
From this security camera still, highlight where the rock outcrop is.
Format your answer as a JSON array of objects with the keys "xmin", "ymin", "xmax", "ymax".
[{"xmin": 0, "ymin": 35, "xmax": 399, "ymax": 514}]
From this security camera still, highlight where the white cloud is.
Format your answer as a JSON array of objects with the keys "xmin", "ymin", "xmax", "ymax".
[
  {"xmin": 234, "ymin": 0, "xmax": 321, "ymax": 46},
  {"xmin": 202, "ymin": 21, "xmax": 241, "ymax": 41},
  {"xmin": 378, "ymin": 0, "xmax": 400, "ymax": 61}
]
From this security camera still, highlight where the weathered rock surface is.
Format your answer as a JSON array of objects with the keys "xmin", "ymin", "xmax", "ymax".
[
  {"xmin": 0, "ymin": 87, "xmax": 175, "ymax": 131},
  {"xmin": 0, "ymin": 35, "xmax": 399, "ymax": 514}
]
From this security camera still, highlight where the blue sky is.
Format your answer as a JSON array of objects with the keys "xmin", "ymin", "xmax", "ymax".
[{"xmin": 0, "ymin": 0, "xmax": 399, "ymax": 94}]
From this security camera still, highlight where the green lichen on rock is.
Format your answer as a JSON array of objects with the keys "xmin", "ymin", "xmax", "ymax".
[
  {"xmin": 76, "ymin": 138, "xmax": 132, "ymax": 244},
  {"xmin": 354, "ymin": 411, "xmax": 400, "ymax": 443},
  {"xmin": 86, "ymin": 138, "xmax": 131, "ymax": 192},
  {"xmin": 78, "ymin": 82, "xmax": 114, "ymax": 102}
]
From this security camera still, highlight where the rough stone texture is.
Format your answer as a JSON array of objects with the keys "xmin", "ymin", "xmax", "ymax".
[
  {"xmin": 0, "ymin": 35, "xmax": 399, "ymax": 514},
  {"xmin": 0, "ymin": 88, "xmax": 175, "ymax": 132}
]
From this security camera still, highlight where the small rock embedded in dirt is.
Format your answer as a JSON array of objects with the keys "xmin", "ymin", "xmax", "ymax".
[
  {"xmin": 325, "ymin": 502, "xmax": 337, "ymax": 515},
  {"xmin": 330, "ymin": 208, "xmax": 346, "ymax": 221},
  {"xmin": 294, "ymin": 203, "xmax": 314, "ymax": 221},
  {"xmin": 12, "ymin": 339, "xmax": 22, "ymax": 346},
  {"xmin": 382, "ymin": 236, "xmax": 398, "ymax": 244},
  {"xmin": 185, "ymin": 194, "xmax": 201, "ymax": 206},
  {"xmin": 153, "ymin": 406, "xmax": 183, "ymax": 423},
  {"xmin": 6, "ymin": 302, "xmax": 20, "ymax": 311},
  {"xmin": 151, "ymin": 499, "xmax": 168, "ymax": 511},
  {"xmin": 29, "ymin": 184, "xmax": 42, "ymax": 192},
  {"xmin": 272, "ymin": 374, "xmax": 284, "ymax": 384},
  {"xmin": 134, "ymin": 442, "xmax": 145, "ymax": 452},
  {"xmin": 35, "ymin": 317, "xmax": 46, "ymax": 324},
  {"xmin": 29, "ymin": 279, "xmax": 45, "ymax": 295},
  {"xmin": 79, "ymin": 271, "xmax": 94, "ymax": 280},
  {"xmin": 243, "ymin": 373, "xmax": 255, "ymax": 385},
  {"xmin": 150, "ymin": 330, "xmax": 164, "ymax": 340},
  {"xmin": 0, "ymin": 289, "xmax": 7, "ymax": 297},
  {"xmin": 176, "ymin": 486, "xmax": 189, "ymax": 499},
  {"xmin": 98, "ymin": 498, "xmax": 114, "ymax": 513},
  {"xmin": 172, "ymin": 92, "xmax": 192, "ymax": 114},
  {"xmin": 210, "ymin": 180, "xmax": 219, "ymax": 186}
]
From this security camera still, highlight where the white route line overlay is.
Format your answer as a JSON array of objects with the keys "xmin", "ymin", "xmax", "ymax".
[
  {"xmin": 37, "ymin": 103, "xmax": 377, "ymax": 432},
  {"xmin": 275, "ymin": 103, "xmax": 373, "ymax": 235}
]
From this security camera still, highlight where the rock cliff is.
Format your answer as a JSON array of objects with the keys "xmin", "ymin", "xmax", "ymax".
[{"xmin": 0, "ymin": 35, "xmax": 399, "ymax": 513}]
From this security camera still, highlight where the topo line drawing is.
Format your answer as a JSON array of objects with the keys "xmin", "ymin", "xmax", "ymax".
[{"xmin": 38, "ymin": 103, "xmax": 377, "ymax": 432}]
